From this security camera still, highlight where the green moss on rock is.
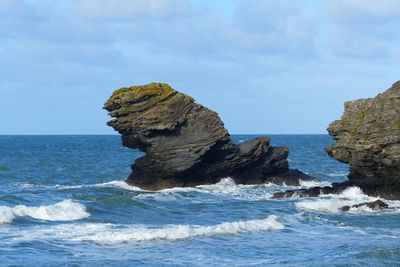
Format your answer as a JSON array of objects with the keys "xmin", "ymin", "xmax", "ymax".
[
  {"xmin": 394, "ymin": 120, "xmax": 400, "ymax": 129},
  {"xmin": 356, "ymin": 111, "xmax": 367, "ymax": 120}
]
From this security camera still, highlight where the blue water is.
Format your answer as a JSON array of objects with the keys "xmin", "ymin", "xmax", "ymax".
[{"xmin": 0, "ymin": 135, "xmax": 399, "ymax": 266}]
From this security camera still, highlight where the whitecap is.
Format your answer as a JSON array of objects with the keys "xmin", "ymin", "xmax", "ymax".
[
  {"xmin": 0, "ymin": 200, "xmax": 89, "ymax": 224},
  {"xmin": 299, "ymin": 179, "xmax": 332, "ymax": 188}
]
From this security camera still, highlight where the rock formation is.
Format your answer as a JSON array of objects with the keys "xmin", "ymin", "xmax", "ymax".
[
  {"xmin": 274, "ymin": 81, "xmax": 400, "ymax": 200},
  {"xmin": 104, "ymin": 83, "xmax": 314, "ymax": 190},
  {"xmin": 325, "ymin": 80, "xmax": 400, "ymax": 199}
]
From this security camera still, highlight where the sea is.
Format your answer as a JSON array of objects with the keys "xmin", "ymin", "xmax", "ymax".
[{"xmin": 0, "ymin": 135, "xmax": 399, "ymax": 266}]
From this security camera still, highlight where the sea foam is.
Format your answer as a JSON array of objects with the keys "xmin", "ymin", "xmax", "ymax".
[
  {"xmin": 295, "ymin": 187, "xmax": 400, "ymax": 213},
  {"xmin": 0, "ymin": 200, "xmax": 89, "ymax": 224},
  {"xmin": 299, "ymin": 179, "xmax": 332, "ymax": 188}
]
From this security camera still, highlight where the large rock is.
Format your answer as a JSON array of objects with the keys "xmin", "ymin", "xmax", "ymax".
[
  {"xmin": 104, "ymin": 83, "xmax": 313, "ymax": 190},
  {"xmin": 326, "ymin": 81, "xmax": 400, "ymax": 199},
  {"xmin": 273, "ymin": 81, "xmax": 400, "ymax": 201}
]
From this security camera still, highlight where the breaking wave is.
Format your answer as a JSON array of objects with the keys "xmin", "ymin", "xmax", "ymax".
[
  {"xmin": 0, "ymin": 200, "xmax": 89, "ymax": 224},
  {"xmin": 78, "ymin": 215, "xmax": 283, "ymax": 244}
]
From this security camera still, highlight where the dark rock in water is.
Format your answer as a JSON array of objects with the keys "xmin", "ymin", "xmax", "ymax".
[
  {"xmin": 265, "ymin": 169, "xmax": 317, "ymax": 186},
  {"xmin": 326, "ymin": 81, "xmax": 400, "ymax": 200},
  {"xmin": 104, "ymin": 83, "xmax": 315, "ymax": 190},
  {"xmin": 272, "ymin": 181, "xmax": 352, "ymax": 199},
  {"xmin": 339, "ymin": 200, "xmax": 389, "ymax": 212}
]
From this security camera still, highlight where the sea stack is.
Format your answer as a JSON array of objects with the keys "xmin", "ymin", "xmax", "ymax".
[
  {"xmin": 273, "ymin": 80, "xmax": 400, "ymax": 201},
  {"xmin": 104, "ymin": 83, "xmax": 313, "ymax": 190},
  {"xmin": 326, "ymin": 80, "xmax": 400, "ymax": 199}
]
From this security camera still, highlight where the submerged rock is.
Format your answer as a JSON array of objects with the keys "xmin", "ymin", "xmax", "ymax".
[
  {"xmin": 339, "ymin": 200, "xmax": 389, "ymax": 212},
  {"xmin": 274, "ymin": 81, "xmax": 400, "ymax": 201},
  {"xmin": 104, "ymin": 83, "xmax": 314, "ymax": 190}
]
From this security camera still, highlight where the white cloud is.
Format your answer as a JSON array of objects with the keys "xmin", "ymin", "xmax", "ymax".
[{"xmin": 323, "ymin": 0, "xmax": 400, "ymax": 59}]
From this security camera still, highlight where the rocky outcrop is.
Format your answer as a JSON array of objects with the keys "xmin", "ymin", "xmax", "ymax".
[
  {"xmin": 326, "ymin": 81, "xmax": 400, "ymax": 199},
  {"xmin": 104, "ymin": 83, "xmax": 314, "ymax": 190},
  {"xmin": 274, "ymin": 81, "xmax": 400, "ymax": 200}
]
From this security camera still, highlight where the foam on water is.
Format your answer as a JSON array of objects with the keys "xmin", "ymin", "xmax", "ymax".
[
  {"xmin": 13, "ymin": 215, "xmax": 283, "ymax": 245},
  {"xmin": 139, "ymin": 178, "xmax": 278, "ymax": 201},
  {"xmin": 135, "ymin": 178, "xmax": 328, "ymax": 202},
  {"xmin": 0, "ymin": 200, "xmax": 89, "ymax": 223},
  {"xmin": 299, "ymin": 179, "xmax": 332, "ymax": 188},
  {"xmin": 295, "ymin": 187, "xmax": 400, "ymax": 213}
]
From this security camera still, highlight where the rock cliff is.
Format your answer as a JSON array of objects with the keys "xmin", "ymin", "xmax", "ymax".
[
  {"xmin": 325, "ymin": 81, "xmax": 400, "ymax": 199},
  {"xmin": 104, "ymin": 83, "xmax": 313, "ymax": 190}
]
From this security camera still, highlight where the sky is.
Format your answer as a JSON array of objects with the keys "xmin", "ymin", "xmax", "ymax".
[{"xmin": 0, "ymin": 0, "xmax": 399, "ymax": 134}]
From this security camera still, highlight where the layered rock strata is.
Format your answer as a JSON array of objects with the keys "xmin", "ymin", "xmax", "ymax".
[
  {"xmin": 325, "ymin": 80, "xmax": 400, "ymax": 199},
  {"xmin": 104, "ymin": 83, "xmax": 314, "ymax": 190}
]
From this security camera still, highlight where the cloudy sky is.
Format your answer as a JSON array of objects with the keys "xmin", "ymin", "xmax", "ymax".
[{"xmin": 1, "ymin": 0, "xmax": 399, "ymax": 134}]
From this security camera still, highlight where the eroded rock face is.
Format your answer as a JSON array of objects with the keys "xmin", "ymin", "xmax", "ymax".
[
  {"xmin": 104, "ymin": 83, "xmax": 313, "ymax": 190},
  {"xmin": 326, "ymin": 81, "xmax": 400, "ymax": 199}
]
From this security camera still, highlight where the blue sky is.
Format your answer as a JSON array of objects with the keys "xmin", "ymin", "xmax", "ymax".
[{"xmin": 0, "ymin": 0, "xmax": 399, "ymax": 134}]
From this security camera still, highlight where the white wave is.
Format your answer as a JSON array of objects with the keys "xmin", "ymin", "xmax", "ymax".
[
  {"xmin": 299, "ymin": 179, "xmax": 332, "ymax": 188},
  {"xmin": 0, "ymin": 200, "xmax": 89, "ymax": 224},
  {"xmin": 0, "ymin": 206, "xmax": 15, "ymax": 224},
  {"xmin": 73, "ymin": 215, "xmax": 283, "ymax": 244},
  {"xmin": 295, "ymin": 187, "xmax": 400, "ymax": 213}
]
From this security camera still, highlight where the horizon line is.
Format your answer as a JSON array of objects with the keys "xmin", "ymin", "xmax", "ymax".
[{"xmin": 0, "ymin": 133, "xmax": 330, "ymax": 136}]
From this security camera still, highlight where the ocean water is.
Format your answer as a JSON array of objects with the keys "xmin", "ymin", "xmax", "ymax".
[{"xmin": 0, "ymin": 135, "xmax": 399, "ymax": 266}]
